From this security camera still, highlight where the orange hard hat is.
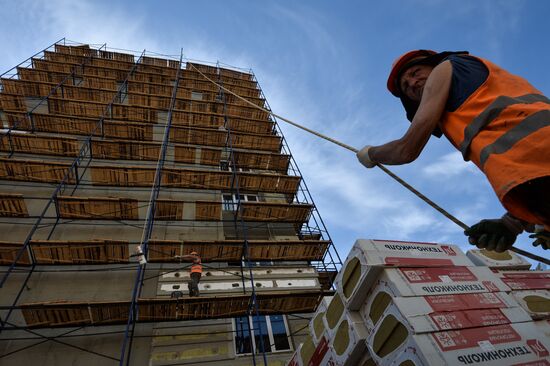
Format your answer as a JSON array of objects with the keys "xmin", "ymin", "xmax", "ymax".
[{"xmin": 387, "ymin": 50, "xmax": 437, "ymax": 97}]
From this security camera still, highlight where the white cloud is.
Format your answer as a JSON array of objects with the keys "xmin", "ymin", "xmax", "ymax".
[
  {"xmin": 422, "ymin": 151, "xmax": 478, "ymax": 179},
  {"xmin": 0, "ymin": 0, "xmax": 163, "ymax": 73},
  {"xmin": 267, "ymin": 3, "xmax": 340, "ymax": 60},
  {"xmin": 48, "ymin": 2, "xmax": 161, "ymax": 54},
  {"xmin": 479, "ymin": 1, "xmax": 525, "ymax": 61},
  {"xmin": 381, "ymin": 207, "xmax": 439, "ymax": 237}
]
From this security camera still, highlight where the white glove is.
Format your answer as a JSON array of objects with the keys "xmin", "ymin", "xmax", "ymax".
[
  {"xmin": 135, "ymin": 245, "xmax": 147, "ymax": 265},
  {"xmin": 356, "ymin": 145, "xmax": 376, "ymax": 168}
]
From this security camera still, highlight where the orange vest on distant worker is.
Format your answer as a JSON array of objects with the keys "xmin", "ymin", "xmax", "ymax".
[
  {"xmin": 439, "ymin": 56, "xmax": 550, "ymax": 225},
  {"xmin": 191, "ymin": 257, "xmax": 202, "ymax": 274}
]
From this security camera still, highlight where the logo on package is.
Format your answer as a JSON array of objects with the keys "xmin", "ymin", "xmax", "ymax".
[
  {"xmin": 527, "ymin": 339, "xmax": 549, "ymax": 358},
  {"xmin": 440, "ymin": 245, "xmax": 456, "ymax": 256}
]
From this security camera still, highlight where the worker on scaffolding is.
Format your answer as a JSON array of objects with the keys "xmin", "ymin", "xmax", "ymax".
[
  {"xmin": 179, "ymin": 251, "xmax": 202, "ymax": 297},
  {"xmin": 357, "ymin": 50, "xmax": 550, "ymax": 252}
]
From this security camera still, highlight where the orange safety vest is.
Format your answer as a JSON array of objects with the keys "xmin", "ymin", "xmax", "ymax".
[
  {"xmin": 439, "ymin": 56, "xmax": 550, "ymax": 225},
  {"xmin": 190, "ymin": 257, "xmax": 202, "ymax": 274}
]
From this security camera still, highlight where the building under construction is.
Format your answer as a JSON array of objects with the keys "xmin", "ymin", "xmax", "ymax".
[{"xmin": 0, "ymin": 39, "xmax": 341, "ymax": 365}]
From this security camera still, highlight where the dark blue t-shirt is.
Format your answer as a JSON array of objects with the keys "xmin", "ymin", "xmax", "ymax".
[{"xmin": 444, "ymin": 55, "xmax": 489, "ymax": 112}]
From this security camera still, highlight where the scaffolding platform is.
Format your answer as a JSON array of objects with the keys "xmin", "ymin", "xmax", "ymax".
[
  {"xmin": 0, "ymin": 118, "xmax": 287, "ymax": 170},
  {"xmin": 0, "ymin": 157, "xmax": 301, "ymax": 194},
  {"xmin": 54, "ymin": 197, "xmax": 312, "ymax": 222},
  {"xmin": 0, "ymin": 239, "xmax": 330, "ymax": 265},
  {"xmin": 18, "ymin": 291, "xmax": 323, "ymax": 328}
]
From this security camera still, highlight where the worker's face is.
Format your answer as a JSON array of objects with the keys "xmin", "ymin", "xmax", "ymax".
[{"xmin": 399, "ymin": 64, "xmax": 434, "ymax": 102}]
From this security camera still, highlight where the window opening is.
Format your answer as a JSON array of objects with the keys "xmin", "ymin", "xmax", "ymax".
[
  {"xmin": 222, "ymin": 193, "xmax": 257, "ymax": 211},
  {"xmin": 220, "ymin": 160, "xmax": 251, "ymax": 172},
  {"xmin": 191, "ymin": 91, "xmax": 203, "ymax": 101},
  {"xmin": 72, "ymin": 76, "xmax": 83, "ymax": 86},
  {"xmin": 234, "ymin": 315, "xmax": 291, "ymax": 355}
]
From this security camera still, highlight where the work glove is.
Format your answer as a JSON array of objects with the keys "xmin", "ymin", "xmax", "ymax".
[
  {"xmin": 357, "ymin": 145, "xmax": 376, "ymax": 168},
  {"xmin": 464, "ymin": 218, "xmax": 521, "ymax": 253},
  {"xmin": 530, "ymin": 228, "xmax": 550, "ymax": 250}
]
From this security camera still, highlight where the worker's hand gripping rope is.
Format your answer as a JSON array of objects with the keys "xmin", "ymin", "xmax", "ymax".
[
  {"xmin": 134, "ymin": 245, "xmax": 147, "ymax": 265},
  {"xmin": 531, "ymin": 227, "xmax": 550, "ymax": 250},
  {"xmin": 464, "ymin": 218, "xmax": 521, "ymax": 253},
  {"xmin": 356, "ymin": 145, "xmax": 376, "ymax": 168}
]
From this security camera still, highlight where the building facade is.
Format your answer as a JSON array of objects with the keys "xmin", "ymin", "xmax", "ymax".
[{"xmin": 0, "ymin": 40, "xmax": 340, "ymax": 365}]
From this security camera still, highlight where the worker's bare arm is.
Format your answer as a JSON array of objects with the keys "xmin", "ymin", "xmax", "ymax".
[
  {"xmin": 369, "ymin": 61, "xmax": 453, "ymax": 165},
  {"xmin": 178, "ymin": 255, "xmax": 197, "ymax": 260}
]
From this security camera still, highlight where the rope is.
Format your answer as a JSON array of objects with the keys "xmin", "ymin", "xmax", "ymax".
[{"xmin": 188, "ymin": 63, "xmax": 549, "ymax": 265}]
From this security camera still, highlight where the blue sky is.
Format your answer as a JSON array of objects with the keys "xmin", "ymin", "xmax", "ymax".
[{"xmin": 1, "ymin": 0, "xmax": 548, "ymax": 263}]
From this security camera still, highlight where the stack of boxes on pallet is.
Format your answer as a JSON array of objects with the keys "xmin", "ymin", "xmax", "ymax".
[
  {"xmin": 467, "ymin": 249, "xmax": 550, "ymax": 321},
  {"xmin": 286, "ymin": 239, "xmax": 550, "ymax": 366}
]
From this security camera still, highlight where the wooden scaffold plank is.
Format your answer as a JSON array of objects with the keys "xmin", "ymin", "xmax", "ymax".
[
  {"xmin": 0, "ymin": 193, "xmax": 29, "ymax": 217},
  {"xmin": 19, "ymin": 292, "xmax": 322, "ymax": 328},
  {"xmin": 30, "ymin": 240, "xmax": 129, "ymax": 264},
  {"xmin": 0, "ymin": 239, "xmax": 328, "ymax": 265},
  {"xmin": 0, "ymin": 242, "xmax": 31, "ymax": 265},
  {"xmin": 0, "ymin": 158, "xmax": 75, "ymax": 184},
  {"xmin": 0, "ymin": 134, "xmax": 80, "ymax": 157},
  {"xmin": 56, "ymin": 196, "xmax": 139, "ymax": 220}
]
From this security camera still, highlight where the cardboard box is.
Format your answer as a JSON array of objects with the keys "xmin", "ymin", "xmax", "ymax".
[
  {"xmin": 425, "ymin": 322, "xmax": 550, "ymax": 365},
  {"xmin": 307, "ymin": 335, "xmax": 333, "ymax": 366},
  {"xmin": 379, "ymin": 266, "xmax": 510, "ymax": 297},
  {"xmin": 467, "ymin": 249, "xmax": 531, "ymax": 269},
  {"xmin": 390, "ymin": 347, "xmax": 425, "ymax": 366},
  {"xmin": 286, "ymin": 346, "xmax": 303, "ymax": 366},
  {"xmin": 323, "ymin": 349, "xmax": 344, "ymax": 366},
  {"xmin": 289, "ymin": 334, "xmax": 340, "ymax": 366},
  {"xmin": 335, "ymin": 239, "xmax": 473, "ymax": 310},
  {"xmin": 372, "ymin": 322, "xmax": 550, "ymax": 366},
  {"xmin": 365, "ymin": 292, "xmax": 532, "ymax": 364},
  {"xmin": 309, "ymin": 296, "xmax": 333, "ymax": 344},
  {"xmin": 390, "ymin": 292, "xmax": 531, "ymax": 333},
  {"xmin": 534, "ymin": 319, "xmax": 550, "ymax": 338},
  {"xmin": 360, "ymin": 283, "xmax": 394, "ymax": 332},
  {"xmin": 496, "ymin": 270, "xmax": 550, "ymax": 291},
  {"xmin": 359, "ymin": 269, "xmax": 512, "ymax": 333},
  {"xmin": 511, "ymin": 290, "xmax": 550, "ymax": 319},
  {"xmin": 329, "ymin": 311, "xmax": 369, "ymax": 366},
  {"xmin": 356, "ymin": 351, "xmax": 375, "ymax": 366},
  {"xmin": 395, "ymin": 297, "xmax": 529, "ymax": 333},
  {"xmin": 299, "ymin": 335, "xmax": 316, "ymax": 366},
  {"xmin": 324, "ymin": 293, "xmax": 346, "ymax": 336}
]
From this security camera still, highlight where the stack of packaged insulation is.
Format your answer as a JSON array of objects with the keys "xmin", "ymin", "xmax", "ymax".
[{"xmin": 286, "ymin": 239, "xmax": 550, "ymax": 366}]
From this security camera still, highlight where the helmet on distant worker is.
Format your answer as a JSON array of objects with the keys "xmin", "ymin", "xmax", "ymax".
[
  {"xmin": 387, "ymin": 49, "xmax": 469, "ymax": 137},
  {"xmin": 190, "ymin": 251, "xmax": 198, "ymax": 256}
]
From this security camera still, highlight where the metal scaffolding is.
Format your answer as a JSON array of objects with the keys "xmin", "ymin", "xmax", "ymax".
[
  {"xmin": 0, "ymin": 39, "xmax": 342, "ymax": 364},
  {"xmin": 218, "ymin": 61, "xmax": 268, "ymax": 366}
]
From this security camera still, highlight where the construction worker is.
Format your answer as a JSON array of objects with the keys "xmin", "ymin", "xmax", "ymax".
[
  {"xmin": 357, "ymin": 50, "xmax": 550, "ymax": 252},
  {"xmin": 179, "ymin": 251, "xmax": 202, "ymax": 297}
]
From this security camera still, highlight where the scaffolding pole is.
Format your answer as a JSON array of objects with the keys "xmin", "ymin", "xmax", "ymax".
[
  {"xmin": 218, "ymin": 61, "xmax": 269, "ymax": 366},
  {"xmin": 119, "ymin": 49, "xmax": 184, "ymax": 366}
]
